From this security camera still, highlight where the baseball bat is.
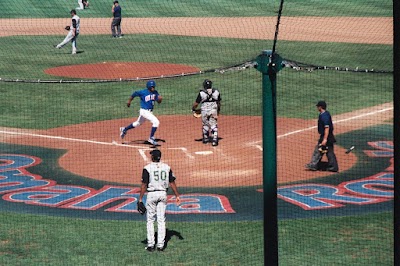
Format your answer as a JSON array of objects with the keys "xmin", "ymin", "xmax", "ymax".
[{"xmin": 345, "ymin": 146, "xmax": 355, "ymax": 154}]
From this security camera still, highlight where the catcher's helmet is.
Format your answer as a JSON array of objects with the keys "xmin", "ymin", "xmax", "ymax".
[
  {"xmin": 203, "ymin": 79, "xmax": 212, "ymax": 89},
  {"xmin": 146, "ymin": 80, "xmax": 156, "ymax": 89}
]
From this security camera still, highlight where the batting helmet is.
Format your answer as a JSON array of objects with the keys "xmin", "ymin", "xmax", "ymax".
[
  {"xmin": 146, "ymin": 80, "xmax": 156, "ymax": 89},
  {"xmin": 203, "ymin": 79, "xmax": 212, "ymax": 89}
]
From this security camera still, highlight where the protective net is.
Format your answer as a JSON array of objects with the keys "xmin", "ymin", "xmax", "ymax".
[{"xmin": 0, "ymin": 0, "xmax": 393, "ymax": 265}]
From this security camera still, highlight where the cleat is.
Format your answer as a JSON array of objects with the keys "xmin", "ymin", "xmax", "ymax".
[
  {"xmin": 156, "ymin": 246, "xmax": 165, "ymax": 252},
  {"xmin": 212, "ymin": 138, "xmax": 218, "ymax": 146},
  {"xmin": 148, "ymin": 137, "xmax": 158, "ymax": 146},
  {"xmin": 120, "ymin": 127, "xmax": 127, "ymax": 139},
  {"xmin": 327, "ymin": 167, "xmax": 338, "ymax": 172},
  {"xmin": 145, "ymin": 246, "xmax": 155, "ymax": 252},
  {"xmin": 305, "ymin": 164, "xmax": 318, "ymax": 171}
]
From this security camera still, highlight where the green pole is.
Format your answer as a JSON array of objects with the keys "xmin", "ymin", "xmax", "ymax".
[{"xmin": 255, "ymin": 50, "xmax": 283, "ymax": 265}]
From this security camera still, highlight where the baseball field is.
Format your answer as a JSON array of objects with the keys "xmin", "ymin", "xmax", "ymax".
[{"xmin": 0, "ymin": 0, "xmax": 393, "ymax": 265}]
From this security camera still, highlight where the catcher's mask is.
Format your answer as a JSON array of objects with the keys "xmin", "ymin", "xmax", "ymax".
[
  {"xmin": 146, "ymin": 80, "xmax": 156, "ymax": 89},
  {"xmin": 150, "ymin": 149, "xmax": 161, "ymax": 161},
  {"xmin": 203, "ymin": 79, "xmax": 212, "ymax": 89}
]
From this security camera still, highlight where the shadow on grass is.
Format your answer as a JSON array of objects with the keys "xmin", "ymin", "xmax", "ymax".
[{"xmin": 141, "ymin": 228, "xmax": 184, "ymax": 250}]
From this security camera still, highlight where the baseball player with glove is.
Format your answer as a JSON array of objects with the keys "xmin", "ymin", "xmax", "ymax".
[
  {"xmin": 54, "ymin": 10, "xmax": 80, "ymax": 55},
  {"xmin": 192, "ymin": 79, "xmax": 221, "ymax": 146},
  {"xmin": 138, "ymin": 149, "xmax": 181, "ymax": 252},
  {"xmin": 305, "ymin": 101, "xmax": 339, "ymax": 172},
  {"xmin": 120, "ymin": 80, "xmax": 163, "ymax": 146}
]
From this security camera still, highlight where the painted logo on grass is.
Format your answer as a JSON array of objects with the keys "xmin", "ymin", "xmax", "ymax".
[
  {"xmin": 277, "ymin": 141, "xmax": 393, "ymax": 210},
  {"xmin": 0, "ymin": 154, "xmax": 235, "ymax": 214}
]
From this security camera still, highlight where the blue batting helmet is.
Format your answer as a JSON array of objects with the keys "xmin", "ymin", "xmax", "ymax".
[{"xmin": 146, "ymin": 80, "xmax": 156, "ymax": 89}]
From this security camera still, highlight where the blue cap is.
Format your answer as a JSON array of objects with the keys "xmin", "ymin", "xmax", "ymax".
[{"xmin": 146, "ymin": 80, "xmax": 156, "ymax": 89}]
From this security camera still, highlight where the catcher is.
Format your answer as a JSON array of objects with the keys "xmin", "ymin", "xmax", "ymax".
[
  {"xmin": 192, "ymin": 79, "xmax": 221, "ymax": 146},
  {"xmin": 138, "ymin": 149, "xmax": 181, "ymax": 252},
  {"xmin": 305, "ymin": 101, "xmax": 339, "ymax": 172}
]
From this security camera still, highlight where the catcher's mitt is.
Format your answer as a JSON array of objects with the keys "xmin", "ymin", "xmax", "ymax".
[
  {"xmin": 137, "ymin": 201, "xmax": 146, "ymax": 215},
  {"xmin": 318, "ymin": 144, "xmax": 328, "ymax": 154},
  {"xmin": 65, "ymin": 26, "xmax": 71, "ymax": 31},
  {"xmin": 192, "ymin": 109, "xmax": 201, "ymax": 118}
]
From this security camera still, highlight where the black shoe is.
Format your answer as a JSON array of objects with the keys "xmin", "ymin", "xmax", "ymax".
[
  {"xmin": 327, "ymin": 167, "xmax": 338, "ymax": 172},
  {"xmin": 305, "ymin": 164, "xmax": 318, "ymax": 171},
  {"xmin": 202, "ymin": 136, "xmax": 209, "ymax": 144},
  {"xmin": 157, "ymin": 246, "xmax": 165, "ymax": 252},
  {"xmin": 145, "ymin": 246, "xmax": 155, "ymax": 252}
]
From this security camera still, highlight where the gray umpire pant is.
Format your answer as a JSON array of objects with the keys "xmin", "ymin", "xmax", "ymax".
[
  {"xmin": 111, "ymin": 17, "xmax": 122, "ymax": 37},
  {"xmin": 309, "ymin": 143, "xmax": 339, "ymax": 171}
]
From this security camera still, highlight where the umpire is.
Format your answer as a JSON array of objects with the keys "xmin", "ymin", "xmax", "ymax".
[
  {"xmin": 111, "ymin": 1, "xmax": 122, "ymax": 38},
  {"xmin": 305, "ymin": 101, "xmax": 339, "ymax": 172}
]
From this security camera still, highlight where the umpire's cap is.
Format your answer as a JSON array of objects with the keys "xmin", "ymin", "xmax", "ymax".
[
  {"xmin": 316, "ymin": 101, "xmax": 327, "ymax": 109},
  {"xmin": 150, "ymin": 149, "xmax": 161, "ymax": 159}
]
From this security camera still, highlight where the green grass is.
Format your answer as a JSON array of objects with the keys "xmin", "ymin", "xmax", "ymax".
[
  {"xmin": 279, "ymin": 212, "xmax": 393, "ymax": 266},
  {"xmin": 0, "ymin": 0, "xmax": 392, "ymax": 18},
  {"xmin": 0, "ymin": 211, "xmax": 392, "ymax": 265},
  {"xmin": 0, "ymin": 70, "xmax": 392, "ymax": 129},
  {"xmin": 0, "ymin": 35, "xmax": 392, "ymax": 80},
  {"xmin": 0, "ymin": 34, "xmax": 392, "ymax": 129},
  {"xmin": 0, "ymin": 212, "xmax": 263, "ymax": 265}
]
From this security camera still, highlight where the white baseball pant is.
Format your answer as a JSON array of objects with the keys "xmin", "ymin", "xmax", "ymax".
[
  {"xmin": 146, "ymin": 191, "xmax": 167, "ymax": 248},
  {"xmin": 132, "ymin": 109, "xmax": 160, "ymax": 128},
  {"xmin": 57, "ymin": 31, "xmax": 78, "ymax": 53}
]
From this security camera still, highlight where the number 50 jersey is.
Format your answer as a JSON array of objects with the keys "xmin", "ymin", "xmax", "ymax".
[{"xmin": 142, "ymin": 162, "xmax": 176, "ymax": 192}]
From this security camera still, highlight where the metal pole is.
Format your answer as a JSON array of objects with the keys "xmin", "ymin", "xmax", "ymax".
[{"xmin": 255, "ymin": 50, "xmax": 284, "ymax": 266}]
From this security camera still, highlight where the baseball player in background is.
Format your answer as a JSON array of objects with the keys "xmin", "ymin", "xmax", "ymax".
[
  {"xmin": 111, "ymin": 1, "xmax": 122, "ymax": 38},
  {"xmin": 192, "ymin": 79, "xmax": 221, "ymax": 146},
  {"xmin": 55, "ymin": 10, "xmax": 80, "ymax": 55},
  {"xmin": 120, "ymin": 80, "xmax": 163, "ymax": 145},
  {"xmin": 139, "ymin": 149, "xmax": 181, "ymax": 252},
  {"xmin": 76, "ymin": 0, "xmax": 89, "ymax": 10},
  {"xmin": 305, "ymin": 101, "xmax": 339, "ymax": 172}
]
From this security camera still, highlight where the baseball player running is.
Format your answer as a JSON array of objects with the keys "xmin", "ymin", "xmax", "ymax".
[
  {"xmin": 192, "ymin": 79, "xmax": 221, "ymax": 146},
  {"xmin": 139, "ymin": 149, "xmax": 181, "ymax": 252},
  {"xmin": 55, "ymin": 10, "xmax": 80, "ymax": 55},
  {"xmin": 120, "ymin": 80, "xmax": 163, "ymax": 145}
]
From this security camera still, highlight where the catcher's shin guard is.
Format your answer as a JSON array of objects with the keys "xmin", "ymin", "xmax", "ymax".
[
  {"xmin": 202, "ymin": 126, "xmax": 210, "ymax": 144},
  {"xmin": 211, "ymin": 127, "xmax": 218, "ymax": 146}
]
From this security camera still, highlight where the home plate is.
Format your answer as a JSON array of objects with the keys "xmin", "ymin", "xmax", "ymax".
[{"xmin": 195, "ymin": 151, "xmax": 213, "ymax": 155}]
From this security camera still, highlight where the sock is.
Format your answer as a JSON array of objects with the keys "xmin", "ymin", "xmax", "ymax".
[
  {"xmin": 150, "ymin": 127, "xmax": 157, "ymax": 139},
  {"xmin": 125, "ymin": 124, "xmax": 134, "ymax": 131}
]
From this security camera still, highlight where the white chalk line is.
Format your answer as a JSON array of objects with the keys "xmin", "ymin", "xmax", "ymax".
[
  {"xmin": 0, "ymin": 106, "xmax": 393, "ymax": 154},
  {"xmin": 247, "ymin": 106, "xmax": 393, "ymax": 146}
]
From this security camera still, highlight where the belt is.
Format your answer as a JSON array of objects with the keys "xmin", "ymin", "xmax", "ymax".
[
  {"xmin": 147, "ymin": 189, "xmax": 168, "ymax": 192},
  {"xmin": 142, "ymin": 108, "xmax": 153, "ymax": 111}
]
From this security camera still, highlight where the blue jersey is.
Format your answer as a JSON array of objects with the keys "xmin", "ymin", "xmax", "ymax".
[
  {"xmin": 113, "ymin": 5, "xmax": 122, "ymax": 17},
  {"xmin": 131, "ymin": 89, "xmax": 160, "ymax": 110},
  {"xmin": 318, "ymin": 110, "xmax": 336, "ymax": 144}
]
